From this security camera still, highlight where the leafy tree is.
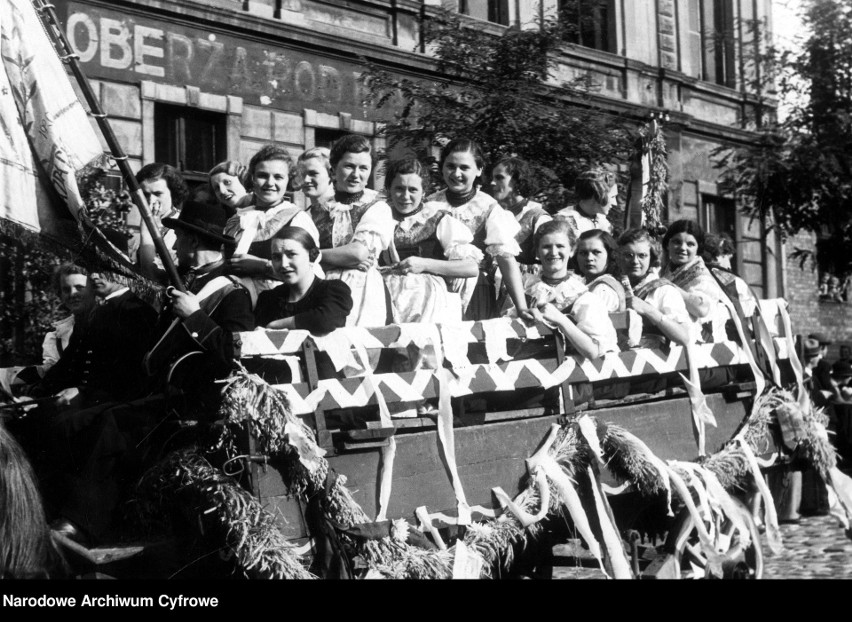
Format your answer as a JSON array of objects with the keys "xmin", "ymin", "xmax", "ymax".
[
  {"xmin": 363, "ymin": 7, "xmax": 636, "ymax": 212},
  {"xmin": 0, "ymin": 174, "xmax": 133, "ymax": 366},
  {"xmin": 716, "ymin": 0, "xmax": 852, "ymax": 276}
]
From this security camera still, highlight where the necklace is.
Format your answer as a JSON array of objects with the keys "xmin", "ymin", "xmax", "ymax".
[
  {"xmin": 541, "ymin": 273, "xmax": 570, "ymax": 287},
  {"xmin": 446, "ymin": 188, "xmax": 477, "ymax": 207},
  {"xmin": 334, "ymin": 190, "xmax": 364, "ymax": 205},
  {"xmin": 391, "ymin": 205, "xmax": 423, "ymax": 222}
]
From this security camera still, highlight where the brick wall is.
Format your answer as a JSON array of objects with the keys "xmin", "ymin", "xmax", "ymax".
[{"xmin": 785, "ymin": 230, "xmax": 852, "ymax": 358}]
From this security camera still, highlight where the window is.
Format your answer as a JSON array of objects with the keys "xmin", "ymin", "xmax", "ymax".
[
  {"xmin": 314, "ymin": 128, "xmax": 349, "ymax": 150},
  {"xmin": 458, "ymin": 0, "xmax": 509, "ymax": 26},
  {"xmin": 559, "ymin": 0, "xmax": 617, "ymax": 54},
  {"xmin": 688, "ymin": 0, "xmax": 736, "ymax": 87},
  {"xmin": 701, "ymin": 194, "xmax": 767, "ymax": 297},
  {"xmin": 154, "ymin": 103, "xmax": 227, "ymax": 184}
]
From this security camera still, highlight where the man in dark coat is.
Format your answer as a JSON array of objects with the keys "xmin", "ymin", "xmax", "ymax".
[
  {"xmin": 34, "ymin": 271, "xmax": 156, "ymax": 409},
  {"xmin": 50, "ymin": 202, "xmax": 254, "ymax": 545}
]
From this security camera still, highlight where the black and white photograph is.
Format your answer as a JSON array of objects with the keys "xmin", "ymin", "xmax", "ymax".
[{"xmin": 1, "ymin": 0, "xmax": 851, "ymax": 590}]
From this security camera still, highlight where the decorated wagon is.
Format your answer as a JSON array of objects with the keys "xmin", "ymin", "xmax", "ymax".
[
  {"xmin": 40, "ymin": 297, "xmax": 846, "ymax": 580},
  {"xmin": 2, "ymin": 0, "xmax": 852, "ymax": 582}
]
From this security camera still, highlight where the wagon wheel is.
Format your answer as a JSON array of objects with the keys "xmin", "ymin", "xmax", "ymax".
[{"xmin": 666, "ymin": 497, "xmax": 763, "ymax": 579}]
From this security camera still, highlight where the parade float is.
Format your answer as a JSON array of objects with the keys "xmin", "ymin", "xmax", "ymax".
[{"xmin": 2, "ymin": 0, "xmax": 852, "ymax": 581}]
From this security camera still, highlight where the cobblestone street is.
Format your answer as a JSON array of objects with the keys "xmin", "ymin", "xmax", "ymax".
[{"xmin": 763, "ymin": 515, "xmax": 852, "ymax": 579}]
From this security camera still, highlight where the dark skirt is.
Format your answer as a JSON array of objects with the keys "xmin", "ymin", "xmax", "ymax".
[{"xmin": 463, "ymin": 271, "xmax": 498, "ymax": 322}]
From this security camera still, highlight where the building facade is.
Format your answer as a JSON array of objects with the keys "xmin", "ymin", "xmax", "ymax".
[{"xmin": 58, "ymin": 0, "xmax": 789, "ymax": 304}]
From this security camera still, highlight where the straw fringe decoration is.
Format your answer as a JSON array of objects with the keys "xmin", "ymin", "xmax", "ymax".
[
  {"xmin": 134, "ymin": 448, "xmax": 315, "ymax": 580},
  {"xmin": 133, "ymin": 365, "xmax": 845, "ymax": 579},
  {"xmin": 217, "ymin": 366, "xmax": 454, "ymax": 579}
]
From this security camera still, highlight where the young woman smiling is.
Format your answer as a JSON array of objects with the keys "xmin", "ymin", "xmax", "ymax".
[
  {"xmin": 381, "ymin": 157, "xmax": 478, "ymax": 324},
  {"xmin": 617, "ymin": 228, "xmax": 691, "ymax": 348},
  {"xmin": 224, "ymin": 145, "xmax": 321, "ymax": 307},
  {"xmin": 208, "ymin": 160, "xmax": 248, "ymax": 217},
  {"xmin": 508, "ymin": 219, "xmax": 617, "ymax": 360},
  {"xmin": 309, "ymin": 134, "xmax": 394, "ymax": 327},
  {"xmin": 427, "ymin": 138, "xmax": 531, "ymax": 322},
  {"xmin": 661, "ymin": 219, "xmax": 729, "ymax": 343}
]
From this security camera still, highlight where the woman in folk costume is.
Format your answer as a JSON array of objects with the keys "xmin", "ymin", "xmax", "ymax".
[
  {"xmin": 223, "ymin": 144, "xmax": 321, "ymax": 307},
  {"xmin": 617, "ymin": 228, "xmax": 692, "ymax": 348},
  {"xmin": 208, "ymin": 160, "xmax": 249, "ymax": 218},
  {"xmin": 556, "ymin": 167, "xmax": 617, "ymax": 248},
  {"xmin": 703, "ymin": 232, "xmax": 758, "ymax": 317},
  {"xmin": 490, "ymin": 156, "xmax": 552, "ymax": 274},
  {"xmin": 426, "ymin": 138, "xmax": 532, "ymax": 321},
  {"xmin": 296, "ymin": 147, "xmax": 336, "ymax": 215},
  {"xmin": 309, "ymin": 134, "xmax": 394, "ymax": 327},
  {"xmin": 571, "ymin": 229, "xmax": 626, "ymax": 313},
  {"xmin": 505, "ymin": 219, "xmax": 617, "ymax": 359},
  {"xmin": 661, "ymin": 219, "xmax": 730, "ymax": 343},
  {"xmin": 381, "ymin": 157, "xmax": 478, "ymax": 324}
]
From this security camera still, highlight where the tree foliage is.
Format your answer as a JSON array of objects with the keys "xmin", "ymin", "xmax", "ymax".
[
  {"xmin": 716, "ymin": 0, "xmax": 852, "ymax": 275},
  {"xmin": 362, "ymin": 7, "xmax": 636, "ymax": 210},
  {"xmin": 0, "ymin": 174, "xmax": 133, "ymax": 365}
]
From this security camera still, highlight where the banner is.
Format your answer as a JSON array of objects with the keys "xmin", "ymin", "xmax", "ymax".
[{"xmin": 0, "ymin": 0, "xmax": 105, "ymax": 235}]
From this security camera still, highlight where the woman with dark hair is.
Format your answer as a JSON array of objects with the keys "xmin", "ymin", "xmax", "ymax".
[
  {"xmin": 208, "ymin": 160, "xmax": 248, "ymax": 216},
  {"xmin": 254, "ymin": 226, "xmax": 352, "ymax": 334},
  {"xmin": 427, "ymin": 138, "xmax": 531, "ymax": 321},
  {"xmin": 661, "ymin": 219, "xmax": 729, "ymax": 343},
  {"xmin": 224, "ymin": 144, "xmax": 321, "ymax": 307},
  {"xmin": 556, "ymin": 168, "xmax": 617, "ymax": 247},
  {"xmin": 704, "ymin": 232, "xmax": 758, "ymax": 317},
  {"xmin": 135, "ymin": 162, "xmax": 190, "ymax": 282},
  {"xmin": 381, "ymin": 157, "xmax": 478, "ymax": 323},
  {"xmin": 506, "ymin": 219, "xmax": 618, "ymax": 359},
  {"xmin": 490, "ymin": 156, "xmax": 552, "ymax": 270},
  {"xmin": 572, "ymin": 229, "xmax": 625, "ymax": 313},
  {"xmin": 309, "ymin": 134, "xmax": 394, "ymax": 327},
  {"xmin": 617, "ymin": 228, "xmax": 691, "ymax": 347}
]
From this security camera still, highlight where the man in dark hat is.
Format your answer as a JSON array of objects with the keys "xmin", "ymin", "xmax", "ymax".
[
  {"xmin": 799, "ymin": 336, "xmax": 836, "ymax": 517},
  {"xmin": 809, "ymin": 332, "xmax": 839, "ymax": 401},
  {"xmin": 144, "ymin": 200, "xmax": 255, "ymax": 403},
  {"xmin": 49, "ymin": 202, "xmax": 254, "ymax": 546},
  {"xmin": 832, "ymin": 360, "xmax": 852, "ymax": 402}
]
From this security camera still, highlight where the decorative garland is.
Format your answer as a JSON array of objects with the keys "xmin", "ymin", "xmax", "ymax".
[
  {"xmin": 638, "ymin": 119, "xmax": 669, "ymax": 233},
  {"xmin": 133, "ymin": 365, "xmax": 849, "ymax": 579},
  {"xmin": 133, "ymin": 448, "xmax": 315, "ymax": 580}
]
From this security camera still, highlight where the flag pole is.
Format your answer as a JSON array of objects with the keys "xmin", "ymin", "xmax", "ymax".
[{"xmin": 32, "ymin": 0, "xmax": 186, "ymax": 292}]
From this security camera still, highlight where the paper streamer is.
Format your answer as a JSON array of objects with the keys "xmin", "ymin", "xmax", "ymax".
[
  {"xmin": 352, "ymin": 342, "xmax": 395, "ymax": 523},
  {"xmin": 577, "ymin": 415, "xmax": 604, "ymax": 464},
  {"xmin": 437, "ymin": 368, "xmax": 472, "ymax": 525},
  {"xmin": 415, "ymin": 506, "xmax": 447, "ymax": 550},
  {"xmin": 586, "ymin": 465, "xmax": 633, "ymax": 579},
  {"xmin": 777, "ymin": 300, "xmax": 808, "ymax": 412},
  {"xmin": 492, "ymin": 467, "xmax": 550, "ymax": 528},
  {"xmin": 481, "ymin": 318, "xmax": 516, "ymax": 364},
  {"xmin": 539, "ymin": 456, "xmax": 607, "ymax": 576},
  {"xmin": 737, "ymin": 438, "xmax": 783, "ymax": 555},
  {"xmin": 662, "ymin": 463, "xmax": 727, "ymax": 576}
]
